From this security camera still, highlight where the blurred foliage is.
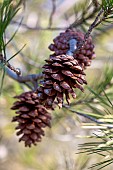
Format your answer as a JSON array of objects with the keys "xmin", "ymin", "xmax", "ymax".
[
  {"xmin": 76, "ymin": 66, "xmax": 113, "ymax": 169},
  {"xmin": 0, "ymin": 0, "xmax": 113, "ymax": 170}
]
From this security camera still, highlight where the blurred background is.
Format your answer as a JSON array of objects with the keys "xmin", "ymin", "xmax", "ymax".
[{"xmin": 0, "ymin": 0, "xmax": 113, "ymax": 169}]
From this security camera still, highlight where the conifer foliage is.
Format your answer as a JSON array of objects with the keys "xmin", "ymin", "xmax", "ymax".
[{"xmin": 0, "ymin": 0, "xmax": 113, "ymax": 169}]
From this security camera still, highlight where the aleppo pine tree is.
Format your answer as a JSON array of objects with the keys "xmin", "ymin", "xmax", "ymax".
[{"xmin": 0, "ymin": 0, "xmax": 113, "ymax": 169}]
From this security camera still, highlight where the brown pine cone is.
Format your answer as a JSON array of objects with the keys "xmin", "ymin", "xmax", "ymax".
[
  {"xmin": 48, "ymin": 28, "xmax": 96, "ymax": 69},
  {"xmin": 11, "ymin": 91, "xmax": 51, "ymax": 147},
  {"xmin": 37, "ymin": 54, "xmax": 87, "ymax": 108}
]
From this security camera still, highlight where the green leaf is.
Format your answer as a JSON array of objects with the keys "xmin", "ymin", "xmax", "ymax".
[
  {"xmin": 6, "ymin": 44, "xmax": 26, "ymax": 62},
  {"xmin": 90, "ymin": 158, "xmax": 113, "ymax": 170},
  {"xmin": 0, "ymin": 0, "xmax": 20, "ymax": 52},
  {"xmin": 5, "ymin": 17, "xmax": 23, "ymax": 47},
  {"xmin": 0, "ymin": 66, "xmax": 5, "ymax": 95},
  {"xmin": 88, "ymin": 86, "xmax": 111, "ymax": 107}
]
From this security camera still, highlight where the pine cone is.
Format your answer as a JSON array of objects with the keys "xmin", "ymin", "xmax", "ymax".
[
  {"xmin": 11, "ymin": 91, "xmax": 51, "ymax": 147},
  {"xmin": 37, "ymin": 54, "xmax": 87, "ymax": 108},
  {"xmin": 48, "ymin": 28, "xmax": 96, "ymax": 69}
]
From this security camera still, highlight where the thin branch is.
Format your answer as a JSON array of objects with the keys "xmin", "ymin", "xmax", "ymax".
[
  {"xmin": 69, "ymin": 1, "xmax": 100, "ymax": 29},
  {"xmin": 92, "ymin": 0, "xmax": 99, "ymax": 7},
  {"xmin": 6, "ymin": 62, "xmax": 21, "ymax": 75},
  {"xmin": 84, "ymin": 9, "xmax": 104, "ymax": 41},
  {"xmin": 49, "ymin": 0, "xmax": 56, "ymax": 27},
  {"xmin": 13, "ymin": 0, "xmax": 25, "ymax": 9},
  {"xmin": 11, "ymin": 2, "xmax": 99, "ymax": 32},
  {"xmin": 68, "ymin": 109, "xmax": 113, "ymax": 128},
  {"xmin": 75, "ymin": 9, "xmax": 104, "ymax": 52},
  {"xmin": 6, "ymin": 67, "xmax": 43, "ymax": 83},
  {"xmin": 68, "ymin": 109, "xmax": 105, "ymax": 124},
  {"xmin": 11, "ymin": 20, "xmax": 67, "ymax": 31},
  {"xmin": 11, "ymin": 1, "xmax": 100, "ymax": 32},
  {"xmin": 74, "ymin": 3, "xmax": 113, "ymax": 51}
]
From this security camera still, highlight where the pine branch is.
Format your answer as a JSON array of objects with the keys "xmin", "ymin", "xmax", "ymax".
[
  {"xmin": 71, "ymin": 0, "xmax": 113, "ymax": 52},
  {"xmin": 75, "ymin": 78, "xmax": 113, "ymax": 169},
  {"xmin": 70, "ymin": 0, "xmax": 100, "ymax": 29},
  {"xmin": 6, "ymin": 67, "xmax": 43, "ymax": 85}
]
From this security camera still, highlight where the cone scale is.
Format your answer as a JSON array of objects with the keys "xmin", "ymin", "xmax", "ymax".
[
  {"xmin": 11, "ymin": 91, "xmax": 51, "ymax": 147},
  {"xmin": 37, "ymin": 29, "xmax": 95, "ymax": 108},
  {"xmin": 48, "ymin": 28, "xmax": 96, "ymax": 69},
  {"xmin": 11, "ymin": 28, "xmax": 96, "ymax": 147},
  {"xmin": 37, "ymin": 54, "xmax": 87, "ymax": 108}
]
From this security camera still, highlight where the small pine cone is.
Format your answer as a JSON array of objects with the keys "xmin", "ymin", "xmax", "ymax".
[
  {"xmin": 37, "ymin": 54, "xmax": 87, "ymax": 108},
  {"xmin": 48, "ymin": 28, "xmax": 96, "ymax": 69},
  {"xmin": 11, "ymin": 91, "xmax": 51, "ymax": 147}
]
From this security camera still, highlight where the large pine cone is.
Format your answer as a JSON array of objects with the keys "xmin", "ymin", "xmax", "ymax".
[
  {"xmin": 37, "ymin": 54, "xmax": 87, "ymax": 108},
  {"xmin": 11, "ymin": 91, "xmax": 51, "ymax": 147},
  {"xmin": 48, "ymin": 28, "xmax": 96, "ymax": 69}
]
